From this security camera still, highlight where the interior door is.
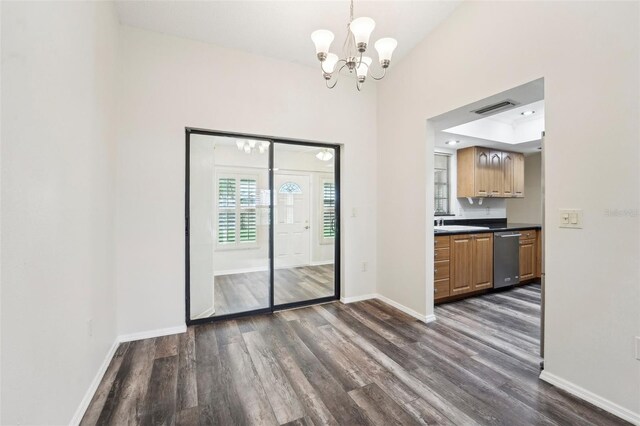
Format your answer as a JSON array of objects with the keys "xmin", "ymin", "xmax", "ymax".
[{"xmin": 274, "ymin": 174, "xmax": 311, "ymax": 268}]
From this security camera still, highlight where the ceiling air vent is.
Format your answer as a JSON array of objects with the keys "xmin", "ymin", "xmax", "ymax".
[{"xmin": 472, "ymin": 100, "xmax": 518, "ymax": 115}]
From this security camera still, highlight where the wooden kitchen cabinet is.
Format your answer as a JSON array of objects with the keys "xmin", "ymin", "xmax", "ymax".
[
  {"xmin": 502, "ymin": 151, "xmax": 515, "ymax": 197},
  {"xmin": 449, "ymin": 233, "xmax": 494, "ymax": 297},
  {"xmin": 489, "ymin": 151, "xmax": 503, "ymax": 197},
  {"xmin": 472, "ymin": 233, "xmax": 494, "ymax": 290},
  {"xmin": 434, "ymin": 236, "xmax": 451, "ymax": 300},
  {"xmin": 513, "ymin": 152, "xmax": 525, "ymax": 197},
  {"xmin": 457, "ymin": 146, "xmax": 524, "ymax": 198},
  {"xmin": 519, "ymin": 233, "xmax": 537, "ymax": 281}
]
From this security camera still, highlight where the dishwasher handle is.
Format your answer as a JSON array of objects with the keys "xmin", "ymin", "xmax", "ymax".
[{"xmin": 497, "ymin": 233, "xmax": 522, "ymax": 238}]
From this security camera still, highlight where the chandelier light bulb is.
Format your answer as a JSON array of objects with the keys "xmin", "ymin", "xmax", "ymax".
[
  {"xmin": 311, "ymin": 29, "xmax": 335, "ymax": 59},
  {"xmin": 350, "ymin": 17, "xmax": 376, "ymax": 50},
  {"xmin": 375, "ymin": 37, "xmax": 397, "ymax": 67},
  {"xmin": 356, "ymin": 56, "xmax": 372, "ymax": 80},
  {"xmin": 322, "ymin": 53, "xmax": 340, "ymax": 75},
  {"xmin": 316, "ymin": 149, "xmax": 334, "ymax": 161}
]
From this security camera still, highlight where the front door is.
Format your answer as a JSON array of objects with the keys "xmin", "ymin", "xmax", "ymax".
[{"xmin": 274, "ymin": 174, "xmax": 311, "ymax": 269}]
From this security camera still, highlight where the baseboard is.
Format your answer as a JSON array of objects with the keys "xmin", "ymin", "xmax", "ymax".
[
  {"xmin": 310, "ymin": 260, "xmax": 334, "ymax": 266},
  {"xmin": 70, "ymin": 325, "xmax": 188, "ymax": 425},
  {"xmin": 373, "ymin": 294, "xmax": 435, "ymax": 323},
  {"xmin": 340, "ymin": 293, "xmax": 377, "ymax": 304},
  {"xmin": 214, "ymin": 266, "xmax": 268, "ymax": 276},
  {"xmin": 539, "ymin": 371, "xmax": 640, "ymax": 425},
  {"xmin": 118, "ymin": 325, "xmax": 187, "ymax": 343},
  {"xmin": 193, "ymin": 306, "xmax": 216, "ymax": 320},
  {"xmin": 69, "ymin": 339, "xmax": 119, "ymax": 425}
]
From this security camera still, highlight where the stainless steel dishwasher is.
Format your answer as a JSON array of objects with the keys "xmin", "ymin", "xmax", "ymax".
[{"xmin": 493, "ymin": 231, "xmax": 521, "ymax": 288}]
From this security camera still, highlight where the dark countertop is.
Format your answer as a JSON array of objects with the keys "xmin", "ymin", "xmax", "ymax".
[{"xmin": 434, "ymin": 221, "xmax": 541, "ymax": 236}]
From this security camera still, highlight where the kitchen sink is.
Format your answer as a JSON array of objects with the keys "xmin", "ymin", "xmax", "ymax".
[{"xmin": 434, "ymin": 225, "xmax": 490, "ymax": 231}]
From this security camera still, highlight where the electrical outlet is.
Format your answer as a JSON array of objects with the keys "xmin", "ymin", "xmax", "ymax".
[
  {"xmin": 635, "ymin": 336, "xmax": 640, "ymax": 360},
  {"xmin": 361, "ymin": 262, "xmax": 367, "ymax": 272}
]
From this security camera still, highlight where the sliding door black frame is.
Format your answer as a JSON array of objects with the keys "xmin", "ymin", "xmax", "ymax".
[{"xmin": 185, "ymin": 127, "xmax": 341, "ymax": 326}]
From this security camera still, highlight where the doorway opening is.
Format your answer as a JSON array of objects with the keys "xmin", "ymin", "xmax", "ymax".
[
  {"xmin": 427, "ymin": 78, "xmax": 546, "ymax": 359},
  {"xmin": 185, "ymin": 129, "xmax": 340, "ymax": 325}
]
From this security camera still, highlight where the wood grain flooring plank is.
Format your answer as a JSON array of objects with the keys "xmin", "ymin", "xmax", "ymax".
[
  {"xmin": 242, "ymin": 330, "xmax": 306, "ymax": 424},
  {"xmin": 289, "ymin": 319, "xmax": 370, "ymax": 392},
  {"xmin": 139, "ymin": 355, "xmax": 178, "ymax": 426},
  {"xmin": 221, "ymin": 341, "xmax": 279, "ymax": 425},
  {"xmin": 176, "ymin": 328, "xmax": 197, "ymax": 411},
  {"xmin": 348, "ymin": 383, "xmax": 421, "ymax": 426},
  {"xmin": 80, "ymin": 342, "xmax": 131, "ymax": 426},
  {"xmin": 154, "ymin": 334, "xmax": 179, "ymax": 359}
]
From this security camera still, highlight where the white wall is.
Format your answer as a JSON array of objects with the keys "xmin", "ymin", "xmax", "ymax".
[
  {"xmin": 506, "ymin": 152, "xmax": 542, "ymax": 223},
  {"xmin": 116, "ymin": 26, "xmax": 378, "ymax": 335},
  {"xmin": 377, "ymin": 1, "xmax": 639, "ymax": 419},
  {"xmin": 1, "ymin": 2, "xmax": 119, "ymax": 424}
]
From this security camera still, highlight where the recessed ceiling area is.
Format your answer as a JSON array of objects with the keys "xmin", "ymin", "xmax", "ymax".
[
  {"xmin": 431, "ymin": 79, "xmax": 544, "ymax": 154},
  {"xmin": 114, "ymin": 1, "xmax": 461, "ymax": 68}
]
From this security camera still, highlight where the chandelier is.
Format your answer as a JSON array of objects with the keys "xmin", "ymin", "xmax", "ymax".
[
  {"xmin": 236, "ymin": 139, "xmax": 270, "ymax": 154},
  {"xmin": 311, "ymin": 0, "xmax": 397, "ymax": 91}
]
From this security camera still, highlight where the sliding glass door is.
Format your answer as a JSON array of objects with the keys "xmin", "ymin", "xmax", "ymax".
[
  {"xmin": 273, "ymin": 144, "xmax": 337, "ymax": 308},
  {"xmin": 186, "ymin": 129, "xmax": 339, "ymax": 324}
]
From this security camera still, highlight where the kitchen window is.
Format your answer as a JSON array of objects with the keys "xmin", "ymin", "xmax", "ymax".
[{"xmin": 434, "ymin": 153, "xmax": 450, "ymax": 215}]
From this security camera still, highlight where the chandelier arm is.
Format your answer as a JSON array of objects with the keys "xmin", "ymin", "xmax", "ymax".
[
  {"xmin": 370, "ymin": 67, "xmax": 387, "ymax": 81},
  {"xmin": 356, "ymin": 79, "xmax": 362, "ymax": 92},
  {"xmin": 325, "ymin": 63, "xmax": 347, "ymax": 89},
  {"xmin": 320, "ymin": 59, "xmax": 347, "ymax": 75}
]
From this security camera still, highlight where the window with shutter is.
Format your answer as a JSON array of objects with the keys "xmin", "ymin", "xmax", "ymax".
[
  {"xmin": 217, "ymin": 175, "xmax": 258, "ymax": 248},
  {"xmin": 434, "ymin": 153, "xmax": 450, "ymax": 215},
  {"xmin": 322, "ymin": 180, "xmax": 336, "ymax": 242}
]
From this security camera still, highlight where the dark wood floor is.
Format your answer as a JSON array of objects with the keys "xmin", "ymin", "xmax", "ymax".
[
  {"xmin": 207, "ymin": 264, "xmax": 334, "ymax": 317},
  {"xmin": 83, "ymin": 284, "xmax": 628, "ymax": 425}
]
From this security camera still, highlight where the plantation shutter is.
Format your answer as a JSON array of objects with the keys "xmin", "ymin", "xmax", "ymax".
[
  {"xmin": 323, "ymin": 181, "xmax": 336, "ymax": 239},
  {"xmin": 239, "ymin": 178, "xmax": 257, "ymax": 242},
  {"xmin": 218, "ymin": 178, "xmax": 236, "ymax": 244}
]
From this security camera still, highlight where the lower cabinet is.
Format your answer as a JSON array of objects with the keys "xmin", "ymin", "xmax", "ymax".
[
  {"xmin": 450, "ymin": 233, "xmax": 494, "ymax": 297},
  {"xmin": 434, "ymin": 236, "xmax": 451, "ymax": 300},
  {"xmin": 435, "ymin": 228, "xmax": 540, "ymax": 302},
  {"xmin": 519, "ymin": 229, "xmax": 538, "ymax": 281}
]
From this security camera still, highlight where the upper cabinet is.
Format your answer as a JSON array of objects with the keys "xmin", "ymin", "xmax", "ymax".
[{"xmin": 457, "ymin": 146, "xmax": 524, "ymax": 198}]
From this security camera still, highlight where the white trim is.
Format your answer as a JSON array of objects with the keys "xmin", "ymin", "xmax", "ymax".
[
  {"xmin": 340, "ymin": 293, "xmax": 377, "ymax": 304},
  {"xmin": 214, "ymin": 266, "xmax": 269, "ymax": 276},
  {"xmin": 69, "ymin": 339, "xmax": 119, "ymax": 426},
  {"xmin": 310, "ymin": 260, "xmax": 334, "ymax": 266},
  {"xmin": 340, "ymin": 293, "xmax": 436, "ymax": 324},
  {"xmin": 375, "ymin": 293, "xmax": 435, "ymax": 323},
  {"xmin": 193, "ymin": 306, "xmax": 216, "ymax": 320},
  {"xmin": 118, "ymin": 325, "xmax": 187, "ymax": 343},
  {"xmin": 539, "ymin": 371, "xmax": 640, "ymax": 425}
]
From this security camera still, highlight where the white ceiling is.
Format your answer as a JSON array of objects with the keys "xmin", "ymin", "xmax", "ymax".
[
  {"xmin": 115, "ymin": 1, "xmax": 461, "ymax": 68},
  {"xmin": 432, "ymin": 79, "xmax": 545, "ymax": 154}
]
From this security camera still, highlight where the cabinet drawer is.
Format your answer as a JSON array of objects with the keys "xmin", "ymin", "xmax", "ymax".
[
  {"xmin": 434, "ymin": 247, "xmax": 450, "ymax": 261},
  {"xmin": 434, "ymin": 278, "xmax": 450, "ymax": 300},
  {"xmin": 435, "ymin": 236, "xmax": 450, "ymax": 248},
  {"xmin": 435, "ymin": 260, "xmax": 450, "ymax": 280},
  {"xmin": 519, "ymin": 229, "xmax": 537, "ymax": 240}
]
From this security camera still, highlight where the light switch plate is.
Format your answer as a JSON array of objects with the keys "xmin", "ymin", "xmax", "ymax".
[{"xmin": 559, "ymin": 209, "xmax": 583, "ymax": 228}]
